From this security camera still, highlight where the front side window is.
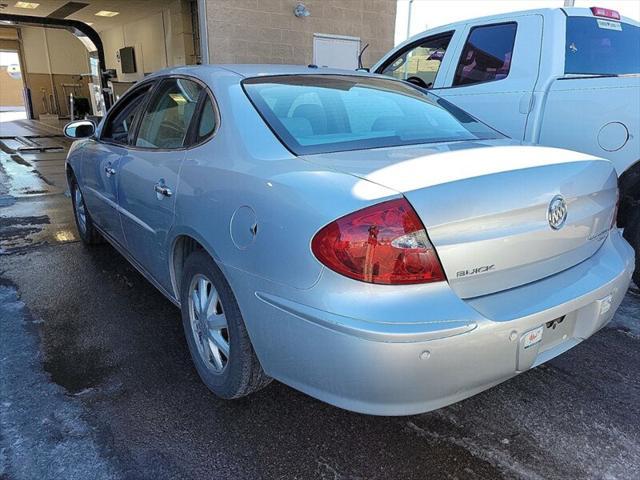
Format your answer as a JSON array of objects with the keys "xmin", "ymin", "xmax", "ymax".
[
  {"xmin": 380, "ymin": 33, "xmax": 453, "ymax": 88},
  {"xmin": 565, "ymin": 17, "xmax": 640, "ymax": 75},
  {"xmin": 135, "ymin": 78, "xmax": 202, "ymax": 149},
  {"xmin": 243, "ymin": 75, "xmax": 503, "ymax": 155},
  {"xmin": 101, "ymin": 84, "xmax": 153, "ymax": 144},
  {"xmin": 453, "ymin": 23, "xmax": 517, "ymax": 86}
]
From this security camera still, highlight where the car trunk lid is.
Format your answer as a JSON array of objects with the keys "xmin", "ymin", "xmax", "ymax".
[{"xmin": 303, "ymin": 142, "xmax": 618, "ymax": 298}]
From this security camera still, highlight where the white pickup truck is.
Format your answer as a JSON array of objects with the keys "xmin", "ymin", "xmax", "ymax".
[{"xmin": 372, "ymin": 6, "xmax": 640, "ymax": 284}]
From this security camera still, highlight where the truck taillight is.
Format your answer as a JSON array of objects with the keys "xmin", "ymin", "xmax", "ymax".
[
  {"xmin": 590, "ymin": 7, "xmax": 621, "ymax": 20},
  {"xmin": 311, "ymin": 198, "xmax": 446, "ymax": 285}
]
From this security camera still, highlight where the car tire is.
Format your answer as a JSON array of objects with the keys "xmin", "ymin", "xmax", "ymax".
[
  {"xmin": 180, "ymin": 250, "xmax": 272, "ymax": 399},
  {"xmin": 69, "ymin": 173, "xmax": 102, "ymax": 245},
  {"xmin": 623, "ymin": 208, "xmax": 640, "ymax": 286}
]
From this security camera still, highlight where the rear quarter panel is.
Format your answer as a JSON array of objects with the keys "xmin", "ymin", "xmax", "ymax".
[{"xmin": 169, "ymin": 72, "xmax": 399, "ymax": 292}]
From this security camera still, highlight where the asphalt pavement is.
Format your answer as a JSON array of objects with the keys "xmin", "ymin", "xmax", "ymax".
[{"xmin": 1, "ymin": 119, "xmax": 639, "ymax": 480}]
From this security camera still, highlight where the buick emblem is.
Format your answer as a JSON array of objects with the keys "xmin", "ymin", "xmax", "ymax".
[{"xmin": 547, "ymin": 195, "xmax": 568, "ymax": 230}]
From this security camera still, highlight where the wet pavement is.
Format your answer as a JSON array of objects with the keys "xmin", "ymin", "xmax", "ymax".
[
  {"xmin": 0, "ymin": 120, "xmax": 77, "ymax": 255},
  {"xmin": 0, "ymin": 119, "xmax": 639, "ymax": 480}
]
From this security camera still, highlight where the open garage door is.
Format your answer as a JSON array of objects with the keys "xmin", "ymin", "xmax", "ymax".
[
  {"xmin": 0, "ymin": 1, "xmax": 200, "ymax": 123},
  {"xmin": 0, "ymin": 13, "xmax": 109, "ymax": 121}
]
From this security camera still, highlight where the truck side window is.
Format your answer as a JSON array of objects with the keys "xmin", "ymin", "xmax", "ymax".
[
  {"xmin": 565, "ymin": 17, "xmax": 640, "ymax": 75},
  {"xmin": 453, "ymin": 23, "xmax": 517, "ymax": 86},
  {"xmin": 380, "ymin": 32, "xmax": 454, "ymax": 88}
]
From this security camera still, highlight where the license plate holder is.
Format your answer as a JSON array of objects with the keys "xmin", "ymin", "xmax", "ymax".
[{"xmin": 523, "ymin": 326, "xmax": 544, "ymax": 349}]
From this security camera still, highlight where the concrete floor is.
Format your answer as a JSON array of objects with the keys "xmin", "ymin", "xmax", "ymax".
[{"xmin": 0, "ymin": 119, "xmax": 639, "ymax": 480}]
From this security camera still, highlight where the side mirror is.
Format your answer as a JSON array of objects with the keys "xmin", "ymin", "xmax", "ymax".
[{"xmin": 64, "ymin": 120, "xmax": 95, "ymax": 139}]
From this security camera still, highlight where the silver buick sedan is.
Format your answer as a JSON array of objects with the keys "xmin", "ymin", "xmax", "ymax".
[{"xmin": 64, "ymin": 65, "xmax": 634, "ymax": 415}]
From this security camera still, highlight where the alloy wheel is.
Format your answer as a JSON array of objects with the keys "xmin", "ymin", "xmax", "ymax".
[
  {"xmin": 188, "ymin": 274, "xmax": 230, "ymax": 374},
  {"xmin": 74, "ymin": 185, "xmax": 87, "ymax": 234}
]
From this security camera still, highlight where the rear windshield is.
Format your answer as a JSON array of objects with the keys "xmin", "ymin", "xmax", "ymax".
[
  {"xmin": 565, "ymin": 17, "xmax": 640, "ymax": 75},
  {"xmin": 242, "ymin": 75, "xmax": 503, "ymax": 155}
]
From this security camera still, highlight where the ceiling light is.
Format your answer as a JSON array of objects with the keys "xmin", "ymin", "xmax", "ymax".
[
  {"xmin": 14, "ymin": 2, "xmax": 40, "ymax": 8},
  {"xmin": 95, "ymin": 10, "xmax": 119, "ymax": 17}
]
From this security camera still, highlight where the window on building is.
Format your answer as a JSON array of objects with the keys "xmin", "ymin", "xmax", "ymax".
[{"xmin": 453, "ymin": 23, "xmax": 517, "ymax": 86}]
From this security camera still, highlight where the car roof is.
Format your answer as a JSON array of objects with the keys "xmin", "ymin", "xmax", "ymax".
[
  {"xmin": 217, "ymin": 64, "xmax": 372, "ymax": 78},
  {"xmin": 146, "ymin": 64, "xmax": 373, "ymax": 81}
]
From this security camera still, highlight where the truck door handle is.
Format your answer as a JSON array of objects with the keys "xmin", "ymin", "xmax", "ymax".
[
  {"xmin": 154, "ymin": 183, "xmax": 173, "ymax": 197},
  {"xmin": 104, "ymin": 166, "xmax": 116, "ymax": 177}
]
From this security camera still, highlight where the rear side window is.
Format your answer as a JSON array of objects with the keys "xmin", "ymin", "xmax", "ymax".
[
  {"xmin": 453, "ymin": 23, "xmax": 517, "ymax": 86},
  {"xmin": 565, "ymin": 17, "xmax": 640, "ymax": 75},
  {"xmin": 135, "ymin": 78, "xmax": 202, "ymax": 149},
  {"xmin": 196, "ymin": 97, "xmax": 217, "ymax": 142}
]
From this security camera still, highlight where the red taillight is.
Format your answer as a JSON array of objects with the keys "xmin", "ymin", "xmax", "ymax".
[
  {"xmin": 311, "ymin": 198, "xmax": 446, "ymax": 285},
  {"xmin": 590, "ymin": 7, "xmax": 621, "ymax": 20}
]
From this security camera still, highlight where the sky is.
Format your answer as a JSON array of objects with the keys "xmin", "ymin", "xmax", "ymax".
[{"xmin": 395, "ymin": 0, "xmax": 640, "ymax": 44}]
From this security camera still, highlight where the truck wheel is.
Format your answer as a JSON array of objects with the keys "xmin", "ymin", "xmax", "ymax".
[
  {"xmin": 623, "ymin": 209, "xmax": 640, "ymax": 286},
  {"xmin": 180, "ymin": 250, "xmax": 272, "ymax": 399},
  {"xmin": 70, "ymin": 174, "xmax": 102, "ymax": 245}
]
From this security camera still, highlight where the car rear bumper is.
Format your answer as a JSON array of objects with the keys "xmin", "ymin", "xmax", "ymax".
[{"xmin": 239, "ymin": 230, "xmax": 634, "ymax": 416}]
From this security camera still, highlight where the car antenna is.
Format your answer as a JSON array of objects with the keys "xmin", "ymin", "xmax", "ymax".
[{"xmin": 357, "ymin": 43, "xmax": 370, "ymax": 70}]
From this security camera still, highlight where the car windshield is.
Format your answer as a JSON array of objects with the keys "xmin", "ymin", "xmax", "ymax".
[
  {"xmin": 242, "ymin": 74, "xmax": 504, "ymax": 155},
  {"xmin": 565, "ymin": 17, "xmax": 640, "ymax": 75}
]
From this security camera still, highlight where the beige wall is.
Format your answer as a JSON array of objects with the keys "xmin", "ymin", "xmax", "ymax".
[
  {"xmin": 20, "ymin": 27, "xmax": 90, "ymax": 75},
  {"xmin": 165, "ymin": 0, "xmax": 197, "ymax": 67},
  {"xmin": 18, "ymin": 27, "xmax": 92, "ymax": 119},
  {"xmin": 26, "ymin": 73, "xmax": 92, "ymax": 119},
  {"xmin": 100, "ymin": 13, "xmax": 165, "ymax": 82},
  {"xmin": 204, "ymin": 0, "xmax": 396, "ymax": 66},
  {"xmin": 0, "ymin": 67, "xmax": 24, "ymax": 107},
  {"xmin": 0, "ymin": 27, "xmax": 19, "ymax": 41},
  {"xmin": 0, "ymin": 32, "xmax": 25, "ymax": 109},
  {"xmin": 99, "ymin": 0, "xmax": 195, "ymax": 82}
]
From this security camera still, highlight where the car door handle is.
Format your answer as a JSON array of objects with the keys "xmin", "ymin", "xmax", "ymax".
[
  {"xmin": 104, "ymin": 166, "xmax": 116, "ymax": 177},
  {"xmin": 154, "ymin": 183, "xmax": 173, "ymax": 197}
]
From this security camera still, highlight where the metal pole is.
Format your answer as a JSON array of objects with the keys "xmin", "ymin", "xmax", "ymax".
[
  {"xmin": 564, "ymin": 0, "xmax": 575, "ymax": 6},
  {"xmin": 197, "ymin": 0, "xmax": 209, "ymax": 64},
  {"xmin": 43, "ymin": 27, "xmax": 59, "ymax": 115},
  {"xmin": 406, "ymin": 0, "xmax": 414, "ymax": 40}
]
